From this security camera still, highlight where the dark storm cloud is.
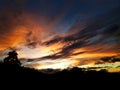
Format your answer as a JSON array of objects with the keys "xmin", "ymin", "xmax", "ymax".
[
  {"xmin": 38, "ymin": 51, "xmax": 86, "ymax": 60},
  {"xmin": 100, "ymin": 56, "xmax": 120, "ymax": 63},
  {"xmin": 71, "ymin": 52, "xmax": 85, "ymax": 56},
  {"xmin": 41, "ymin": 8, "xmax": 120, "ymax": 60},
  {"xmin": 26, "ymin": 41, "xmax": 38, "ymax": 49},
  {"xmin": 43, "ymin": 36, "xmax": 62, "ymax": 46}
]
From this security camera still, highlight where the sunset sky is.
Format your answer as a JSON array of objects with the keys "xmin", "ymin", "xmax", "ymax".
[{"xmin": 0, "ymin": 0, "xmax": 120, "ymax": 72}]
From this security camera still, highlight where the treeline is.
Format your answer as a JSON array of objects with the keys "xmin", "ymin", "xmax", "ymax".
[{"xmin": 0, "ymin": 62, "xmax": 120, "ymax": 82}]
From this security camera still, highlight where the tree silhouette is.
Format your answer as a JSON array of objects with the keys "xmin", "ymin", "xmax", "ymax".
[{"xmin": 4, "ymin": 50, "xmax": 21, "ymax": 66}]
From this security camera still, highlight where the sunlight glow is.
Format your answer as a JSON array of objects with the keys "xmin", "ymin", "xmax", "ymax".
[{"xmin": 34, "ymin": 59, "xmax": 80, "ymax": 70}]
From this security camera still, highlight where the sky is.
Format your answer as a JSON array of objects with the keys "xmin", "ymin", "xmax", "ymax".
[{"xmin": 0, "ymin": 0, "xmax": 120, "ymax": 72}]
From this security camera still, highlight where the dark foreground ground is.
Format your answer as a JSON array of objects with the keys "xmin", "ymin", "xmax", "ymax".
[{"xmin": 0, "ymin": 63, "xmax": 120, "ymax": 89}]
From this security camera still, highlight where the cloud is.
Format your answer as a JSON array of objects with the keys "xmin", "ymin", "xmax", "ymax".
[
  {"xmin": 0, "ymin": 0, "xmax": 65, "ymax": 50},
  {"xmin": 100, "ymin": 56, "xmax": 120, "ymax": 63},
  {"xmin": 0, "ymin": 0, "xmax": 120, "ymax": 71},
  {"xmin": 0, "ymin": 1, "xmax": 25, "ymax": 49},
  {"xmin": 40, "ymin": 9, "xmax": 120, "ymax": 61},
  {"xmin": 43, "ymin": 36, "xmax": 63, "ymax": 46}
]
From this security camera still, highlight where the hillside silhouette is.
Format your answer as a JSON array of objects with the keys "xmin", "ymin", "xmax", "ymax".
[
  {"xmin": 0, "ymin": 63, "xmax": 120, "ymax": 89},
  {"xmin": 0, "ymin": 51, "xmax": 120, "ymax": 88},
  {"xmin": 0, "ymin": 62, "xmax": 120, "ymax": 81}
]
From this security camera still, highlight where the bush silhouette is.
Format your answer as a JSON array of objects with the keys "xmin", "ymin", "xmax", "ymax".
[{"xmin": 4, "ymin": 50, "xmax": 21, "ymax": 66}]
